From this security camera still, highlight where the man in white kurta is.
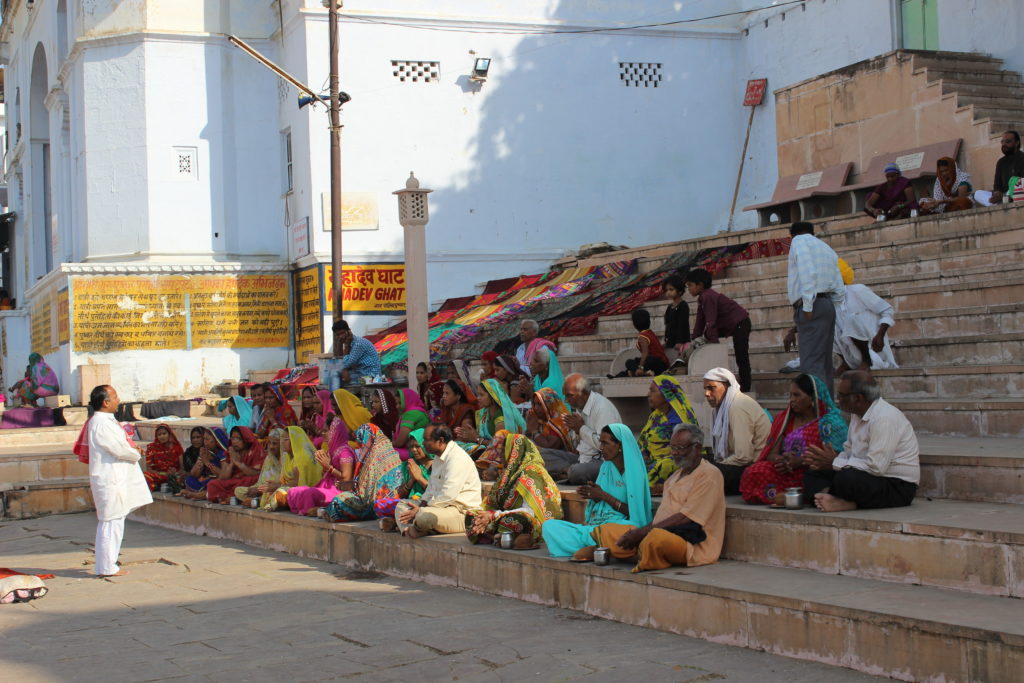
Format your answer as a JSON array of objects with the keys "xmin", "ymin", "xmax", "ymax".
[{"xmin": 87, "ymin": 385, "xmax": 152, "ymax": 577}]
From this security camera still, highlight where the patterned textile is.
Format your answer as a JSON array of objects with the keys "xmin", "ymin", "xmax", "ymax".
[
  {"xmin": 12, "ymin": 353, "xmax": 59, "ymax": 403},
  {"xmin": 207, "ymin": 427, "xmax": 267, "ymax": 504},
  {"xmin": 325, "ymin": 424, "xmax": 404, "ymax": 522},
  {"xmin": 260, "ymin": 385, "xmax": 298, "ymax": 433},
  {"xmin": 468, "ymin": 433, "xmax": 563, "ymax": 544},
  {"xmin": 739, "ymin": 375, "xmax": 848, "ymax": 505},
  {"xmin": 638, "ymin": 376, "xmax": 699, "ymax": 486},
  {"xmin": 480, "ymin": 379, "xmax": 526, "ymax": 435},
  {"xmin": 248, "ymin": 428, "xmax": 285, "ymax": 509},
  {"xmin": 142, "ymin": 425, "xmax": 183, "ymax": 491},
  {"xmin": 533, "ymin": 387, "xmax": 575, "ymax": 452}
]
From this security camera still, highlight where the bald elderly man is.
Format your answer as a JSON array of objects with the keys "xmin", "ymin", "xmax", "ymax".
[{"xmin": 541, "ymin": 373, "xmax": 622, "ymax": 484}]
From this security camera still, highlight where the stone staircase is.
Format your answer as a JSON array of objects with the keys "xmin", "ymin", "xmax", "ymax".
[
  {"xmin": 557, "ymin": 203, "xmax": 1024, "ymax": 437},
  {"xmin": 912, "ymin": 51, "xmax": 1024, "ymax": 138},
  {"xmin": 0, "ymin": 426, "xmax": 92, "ymax": 519}
]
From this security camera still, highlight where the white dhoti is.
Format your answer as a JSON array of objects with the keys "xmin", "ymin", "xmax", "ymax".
[
  {"xmin": 94, "ymin": 517, "xmax": 126, "ymax": 576},
  {"xmin": 87, "ymin": 412, "xmax": 153, "ymax": 576}
]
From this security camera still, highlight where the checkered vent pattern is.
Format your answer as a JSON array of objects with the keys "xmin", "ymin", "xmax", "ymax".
[
  {"xmin": 619, "ymin": 62, "xmax": 663, "ymax": 88},
  {"xmin": 392, "ymin": 61, "xmax": 441, "ymax": 83}
]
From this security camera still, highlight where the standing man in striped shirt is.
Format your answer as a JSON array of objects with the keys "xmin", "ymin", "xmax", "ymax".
[{"xmin": 785, "ymin": 222, "xmax": 845, "ymax": 393}]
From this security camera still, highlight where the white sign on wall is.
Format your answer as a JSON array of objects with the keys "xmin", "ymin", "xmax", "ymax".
[
  {"xmin": 289, "ymin": 217, "xmax": 310, "ymax": 261},
  {"xmin": 895, "ymin": 152, "xmax": 925, "ymax": 172},
  {"xmin": 795, "ymin": 171, "xmax": 823, "ymax": 191}
]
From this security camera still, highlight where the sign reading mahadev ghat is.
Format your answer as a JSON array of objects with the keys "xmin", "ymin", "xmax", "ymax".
[{"xmin": 71, "ymin": 274, "xmax": 290, "ymax": 352}]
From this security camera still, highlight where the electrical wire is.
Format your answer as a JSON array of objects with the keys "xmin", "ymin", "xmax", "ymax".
[{"xmin": 337, "ymin": 1, "xmax": 804, "ymax": 36}]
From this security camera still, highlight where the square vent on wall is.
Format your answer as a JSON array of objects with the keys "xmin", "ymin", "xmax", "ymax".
[
  {"xmin": 392, "ymin": 60, "xmax": 440, "ymax": 83},
  {"xmin": 619, "ymin": 62, "xmax": 663, "ymax": 88}
]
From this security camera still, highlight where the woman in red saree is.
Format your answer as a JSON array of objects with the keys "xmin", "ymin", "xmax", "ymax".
[
  {"xmin": 439, "ymin": 379, "xmax": 478, "ymax": 431},
  {"xmin": 207, "ymin": 427, "xmax": 267, "ymax": 504},
  {"xmin": 739, "ymin": 374, "xmax": 848, "ymax": 505},
  {"xmin": 256, "ymin": 385, "xmax": 298, "ymax": 437},
  {"xmin": 142, "ymin": 424, "xmax": 184, "ymax": 491}
]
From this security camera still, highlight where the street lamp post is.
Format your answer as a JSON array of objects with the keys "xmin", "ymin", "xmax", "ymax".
[
  {"xmin": 327, "ymin": 0, "xmax": 344, "ymax": 318},
  {"xmin": 393, "ymin": 172, "xmax": 432, "ymax": 376}
]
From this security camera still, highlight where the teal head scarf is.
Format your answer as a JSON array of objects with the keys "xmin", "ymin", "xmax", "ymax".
[
  {"xmin": 482, "ymin": 378, "xmax": 527, "ymax": 435},
  {"xmin": 532, "ymin": 349, "xmax": 565, "ymax": 399},
  {"xmin": 603, "ymin": 423, "xmax": 653, "ymax": 528},
  {"xmin": 220, "ymin": 396, "xmax": 253, "ymax": 434}
]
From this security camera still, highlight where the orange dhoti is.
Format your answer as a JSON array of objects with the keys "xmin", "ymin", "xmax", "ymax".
[{"xmin": 592, "ymin": 523, "xmax": 690, "ymax": 573}]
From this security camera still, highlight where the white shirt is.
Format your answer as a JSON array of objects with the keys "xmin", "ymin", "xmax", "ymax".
[
  {"xmin": 834, "ymin": 283, "xmax": 898, "ymax": 369},
  {"xmin": 515, "ymin": 343, "xmax": 531, "ymax": 377},
  {"xmin": 833, "ymin": 398, "xmax": 919, "ymax": 484},
  {"xmin": 576, "ymin": 391, "xmax": 622, "ymax": 462},
  {"xmin": 421, "ymin": 440, "xmax": 482, "ymax": 510},
  {"xmin": 87, "ymin": 411, "xmax": 153, "ymax": 521},
  {"xmin": 787, "ymin": 234, "xmax": 845, "ymax": 312}
]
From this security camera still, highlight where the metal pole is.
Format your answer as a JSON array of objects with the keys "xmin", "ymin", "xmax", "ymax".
[
  {"xmin": 727, "ymin": 105, "xmax": 756, "ymax": 232},
  {"xmin": 329, "ymin": 0, "xmax": 344, "ymax": 318}
]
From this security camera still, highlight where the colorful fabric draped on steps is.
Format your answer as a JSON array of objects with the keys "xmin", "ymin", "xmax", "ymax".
[{"xmin": 367, "ymin": 236, "xmax": 791, "ymax": 369}]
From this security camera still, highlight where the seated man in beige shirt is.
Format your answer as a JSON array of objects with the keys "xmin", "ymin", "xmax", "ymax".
[
  {"xmin": 803, "ymin": 371, "xmax": 919, "ymax": 512},
  {"xmin": 590, "ymin": 424, "xmax": 726, "ymax": 572},
  {"xmin": 703, "ymin": 368, "xmax": 772, "ymax": 495},
  {"xmin": 395, "ymin": 424, "xmax": 482, "ymax": 537}
]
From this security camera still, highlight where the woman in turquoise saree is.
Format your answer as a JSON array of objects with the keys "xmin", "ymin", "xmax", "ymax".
[{"xmin": 541, "ymin": 423, "xmax": 652, "ymax": 558}]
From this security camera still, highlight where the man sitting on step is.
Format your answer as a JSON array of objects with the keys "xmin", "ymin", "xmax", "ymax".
[
  {"xmin": 803, "ymin": 371, "xmax": 919, "ymax": 512},
  {"xmin": 394, "ymin": 424, "xmax": 482, "ymax": 537},
  {"xmin": 590, "ymin": 424, "xmax": 726, "ymax": 572},
  {"xmin": 557, "ymin": 373, "xmax": 623, "ymax": 485},
  {"xmin": 702, "ymin": 367, "xmax": 771, "ymax": 495}
]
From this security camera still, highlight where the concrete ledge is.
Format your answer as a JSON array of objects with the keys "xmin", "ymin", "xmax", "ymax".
[
  {"xmin": 1, "ymin": 480, "xmax": 94, "ymax": 519},
  {"xmin": 131, "ymin": 495, "xmax": 1024, "ymax": 682}
]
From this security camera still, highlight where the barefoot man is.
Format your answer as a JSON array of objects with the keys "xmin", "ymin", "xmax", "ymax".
[
  {"xmin": 87, "ymin": 385, "xmax": 152, "ymax": 577},
  {"xmin": 802, "ymin": 371, "xmax": 919, "ymax": 512}
]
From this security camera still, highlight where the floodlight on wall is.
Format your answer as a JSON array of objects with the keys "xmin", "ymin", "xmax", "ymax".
[{"xmin": 470, "ymin": 58, "xmax": 491, "ymax": 83}]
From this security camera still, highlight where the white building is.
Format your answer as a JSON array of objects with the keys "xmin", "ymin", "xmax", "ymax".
[{"xmin": 0, "ymin": 0, "xmax": 1020, "ymax": 401}]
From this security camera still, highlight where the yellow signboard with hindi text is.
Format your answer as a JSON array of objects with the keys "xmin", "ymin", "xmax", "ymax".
[{"xmin": 324, "ymin": 264, "xmax": 406, "ymax": 314}]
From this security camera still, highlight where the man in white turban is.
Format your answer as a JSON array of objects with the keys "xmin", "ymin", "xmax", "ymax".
[{"xmin": 702, "ymin": 368, "xmax": 772, "ymax": 495}]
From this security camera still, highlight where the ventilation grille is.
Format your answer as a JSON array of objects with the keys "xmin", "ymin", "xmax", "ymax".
[
  {"xmin": 392, "ymin": 60, "xmax": 440, "ymax": 83},
  {"xmin": 619, "ymin": 62, "xmax": 663, "ymax": 88},
  {"xmin": 173, "ymin": 147, "xmax": 198, "ymax": 180}
]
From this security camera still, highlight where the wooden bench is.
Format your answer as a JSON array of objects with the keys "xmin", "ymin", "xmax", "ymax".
[
  {"xmin": 743, "ymin": 162, "xmax": 853, "ymax": 227},
  {"xmin": 842, "ymin": 139, "xmax": 962, "ymax": 212}
]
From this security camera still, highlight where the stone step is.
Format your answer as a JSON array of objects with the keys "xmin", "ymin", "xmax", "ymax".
[
  {"xmin": 0, "ymin": 445, "xmax": 88, "ymax": 483},
  {"xmin": 562, "ymin": 329, "xmax": 1024, "ymax": 379},
  {"xmin": 750, "ymin": 365, "xmax": 1024, "ymax": 400},
  {"xmin": 0, "ymin": 425, "xmax": 81, "ymax": 449},
  {"xmin": 920, "ymin": 67, "xmax": 1022, "ymax": 85},
  {"xmin": 748, "ymin": 332, "xmax": 1024, "ymax": 370},
  {"xmin": 0, "ymin": 478, "xmax": 94, "ymax": 519},
  {"xmin": 916, "ymin": 436, "xmax": 1024, "ymax": 504},
  {"xmin": 757, "ymin": 397, "xmax": 1024, "ymax": 437},
  {"xmin": 721, "ymin": 497, "xmax": 1024, "ymax": 597},
  {"xmin": 969, "ymin": 105, "xmax": 1024, "ymax": 122},
  {"xmin": 951, "ymin": 92, "xmax": 1024, "ymax": 110},
  {"xmin": 564, "ymin": 302, "xmax": 1024, "ymax": 358},
  {"xmin": 913, "ymin": 54, "xmax": 1005, "ymax": 73},
  {"xmin": 131, "ymin": 498, "xmax": 1024, "ymax": 682},
  {"xmin": 714, "ymin": 239, "xmax": 1024, "ymax": 289},
  {"xmin": 933, "ymin": 75, "xmax": 1022, "ymax": 100}
]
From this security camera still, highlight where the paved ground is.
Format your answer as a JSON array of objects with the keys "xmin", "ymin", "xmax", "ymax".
[{"xmin": 1, "ymin": 513, "xmax": 883, "ymax": 682}]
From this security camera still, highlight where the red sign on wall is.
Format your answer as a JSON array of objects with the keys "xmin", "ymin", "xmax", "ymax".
[{"xmin": 743, "ymin": 78, "xmax": 768, "ymax": 106}]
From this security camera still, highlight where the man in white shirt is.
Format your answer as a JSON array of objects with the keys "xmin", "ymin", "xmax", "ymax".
[
  {"xmin": 560, "ymin": 373, "xmax": 623, "ymax": 484},
  {"xmin": 785, "ymin": 221, "xmax": 845, "ymax": 393},
  {"xmin": 803, "ymin": 371, "xmax": 919, "ymax": 512},
  {"xmin": 395, "ymin": 424, "xmax": 482, "ymax": 537},
  {"xmin": 834, "ymin": 271, "xmax": 897, "ymax": 372},
  {"xmin": 86, "ymin": 385, "xmax": 153, "ymax": 577}
]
